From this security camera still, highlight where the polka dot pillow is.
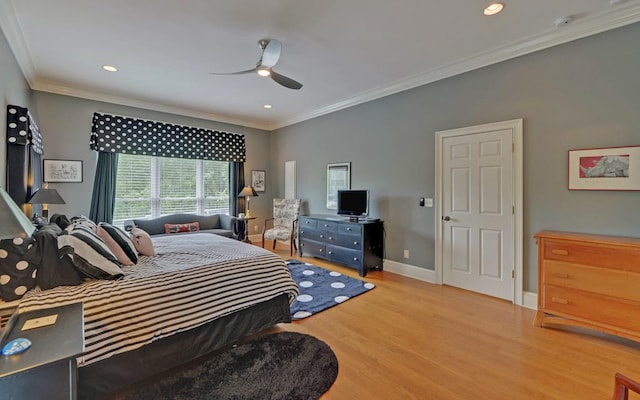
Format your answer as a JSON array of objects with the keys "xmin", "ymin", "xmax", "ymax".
[{"xmin": 0, "ymin": 237, "xmax": 37, "ymax": 302}]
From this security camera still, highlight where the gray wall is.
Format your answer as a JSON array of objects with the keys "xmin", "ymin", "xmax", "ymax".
[
  {"xmin": 0, "ymin": 26, "xmax": 33, "ymax": 189},
  {"xmin": 31, "ymin": 92, "xmax": 273, "ymax": 234},
  {"xmin": 272, "ymin": 22, "xmax": 640, "ymax": 292}
]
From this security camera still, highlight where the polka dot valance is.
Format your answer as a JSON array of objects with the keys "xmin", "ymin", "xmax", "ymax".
[
  {"xmin": 89, "ymin": 112, "xmax": 246, "ymax": 162},
  {"xmin": 6, "ymin": 105, "xmax": 44, "ymax": 154}
]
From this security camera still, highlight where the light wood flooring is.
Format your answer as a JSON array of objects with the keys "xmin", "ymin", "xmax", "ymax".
[{"xmin": 266, "ymin": 246, "xmax": 640, "ymax": 400}]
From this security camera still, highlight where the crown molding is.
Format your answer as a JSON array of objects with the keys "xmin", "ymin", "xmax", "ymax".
[
  {"xmin": 273, "ymin": 3, "xmax": 640, "ymax": 130},
  {"xmin": 0, "ymin": 0, "xmax": 36, "ymax": 86},
  {"xmin": 31, "ymin": 80, "xmax": 271, "ymax": 131},
  {"xmin": 3, "ymin": 2, "xmax": 640, "ymax": 131}
]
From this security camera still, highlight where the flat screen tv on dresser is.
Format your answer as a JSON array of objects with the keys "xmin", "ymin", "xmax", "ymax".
[{"xmin": 337, "ymin": 190, "xmax": 368, "ymax": 221}]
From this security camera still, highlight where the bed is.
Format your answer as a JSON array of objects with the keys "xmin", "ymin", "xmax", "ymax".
[{"xmin": 9, "ymin": 233, "xmax": 299, "ymax": 398}]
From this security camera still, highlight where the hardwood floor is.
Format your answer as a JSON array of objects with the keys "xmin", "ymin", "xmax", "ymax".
[{"xmin": 267, "ymin": 246, "xmax": 640, "ymax": 400}]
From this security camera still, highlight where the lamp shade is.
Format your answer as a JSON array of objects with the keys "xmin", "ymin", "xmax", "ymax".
[
  {"xmin": 0, "ymin": 187, "xmax": 36, "ymax": 239},
  {"xmin": 28, "ymin": 188, "xmax": 66, "ymax": 205},
  {"xmin": 238, "ymin": 186, "xmax": 258, "ymax": 197}
]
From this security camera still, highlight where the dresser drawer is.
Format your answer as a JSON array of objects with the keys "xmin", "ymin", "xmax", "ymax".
[
  {"xmin": 544, "ymin": 239, "xmax": 640, "ymax": 271},
  {"xmin": 541, "ymin": 285, "xmax": 640, "ymax": 334},
  {"xmin": 543, "ymin": 260, "xmax": 640, "ymax": 302},
  {"xmin": 327, "ymin": 245, "xmax": 362, "ymax": 269},
  {"xmin": 299, "ymin": 239, "xmax": 326, "ymax": 257},
  {"xmin": 330, "ymin": 234, "xmax": 363, "ymax": 250},
  {"xmin": 338, "ymin": 223, "xmax": 362, "ymax": 236},
  {"xmin": 299, "ymin": 227, "xmax": 327, "ymax": 242},
  {"xmin": 299, "ymin": 217, "xmax": 317, "ymax": 229},
  {"xmin": 316, "ymin": 220, "xmax": 338, "ymax": 232}
]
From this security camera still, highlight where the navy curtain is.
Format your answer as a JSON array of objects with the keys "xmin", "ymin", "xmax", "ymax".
[
  {"xmin": 89, "ymin": 151, "xmax": 119, "ymax": 223},
  {"xmin": 230, "ymin": 162, "xmax": 245, "ymax": 216}
]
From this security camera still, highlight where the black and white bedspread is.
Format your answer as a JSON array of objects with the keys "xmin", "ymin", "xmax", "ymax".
[{"xmin": 16, "ymin": 234, "xmax": 298, "ymax": 366}]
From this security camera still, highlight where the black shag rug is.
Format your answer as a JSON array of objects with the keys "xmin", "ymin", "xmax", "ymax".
[{"xmin": 122, "ymin": 332, "xmax": 338, "ymax": 400}]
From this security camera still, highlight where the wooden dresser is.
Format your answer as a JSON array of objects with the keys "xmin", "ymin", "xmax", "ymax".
[{"xmin": 534, "ymin": 230, "xmax": 640, "ymax": 342}]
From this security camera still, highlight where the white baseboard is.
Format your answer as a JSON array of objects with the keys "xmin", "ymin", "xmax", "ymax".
[
  {"xmin": 383, "ymin": 259, "xmax": 539, "ymax": 310},
  {"xmin": 382, "ymin": 259, "xmax": 437, "ymax": 283},
  {"xmin": 522, "ymin": 291, "xmax": 538, "ymax": 310}
]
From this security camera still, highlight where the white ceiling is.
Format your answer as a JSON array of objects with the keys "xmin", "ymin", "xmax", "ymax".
[{"xmin": 1, "ymin": 0, "xmax": 640, "ymax": 131}]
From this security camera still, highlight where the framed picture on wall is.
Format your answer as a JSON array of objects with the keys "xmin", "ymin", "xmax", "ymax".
[
  {"xmin": 568, "ymin": 145, "xmax": 638, "ymax": 190},
  {"xmin": 43, "ymin": 159, "xmax": 83, "ymax": 183},
  {"xmin": 327, "ymin": 162, "xmax": 351, "ymax": 209},
  {"xmin": 251, "ymin": 170, "xmax": 266, "ymax": 192}
]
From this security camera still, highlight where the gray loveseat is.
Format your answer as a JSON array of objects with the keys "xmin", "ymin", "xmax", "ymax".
[{"xmin": 124, "ymin": 213, "xmax": 237, "ymax": 238}]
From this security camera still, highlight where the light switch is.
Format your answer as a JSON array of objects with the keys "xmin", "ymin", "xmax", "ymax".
[{"xmin": 425, "ymin": 198, "xmax": 433, "ymax": 207}]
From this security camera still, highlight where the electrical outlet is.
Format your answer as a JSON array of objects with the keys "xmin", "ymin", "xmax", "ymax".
[
  {"xmin": 425, "ymin": 198, "xmax": 433, "ymax": 207},
  {"xmin": 403, "ymin": 249, "xmax": 410, "ymax": 259}
]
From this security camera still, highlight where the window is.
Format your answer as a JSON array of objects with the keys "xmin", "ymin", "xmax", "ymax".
[{"xmin": 113, "ymin": 154, "xmax": 230, "ymax": 227}]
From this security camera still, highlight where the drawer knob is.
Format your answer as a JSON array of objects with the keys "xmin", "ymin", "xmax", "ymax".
[
  {"xmin": 320, "ymin": 249, "xmax": 324, "ymax": 252},
  {"xmin": 353, "ymin": 257, "xmax": 359, "ymax": 261},
  {"xmin": 551, "ymin": 249, "xmax": 569, "ymax": 256},
  {"xmin": 301, "ymin": 243, "xmax": 305, "ymax": 247},
  {"xmin": 305, "ymin": 221, "xmax": 310, "ymax": 224},
  {"xmin": 324, "ymin": 224, "xmax": 329, "ymax": 227},
  {"xmin": 301, "ymin": 230, "xmax": 305, "ymax": 234},
  {"xmin": 328, "ymin": 236, "xmax": 333, "ymax": 240},
  {"xmin": 328, "ymin": 251, "xmax": 332, "ymax": 255},
  {"xmin": 347, "ymin": 227, "xmax": 352, "ymax": 231},
  {"xmin": 320, "ymin": 234, "xmax": 324, "ymax": 238},
  {"xmin": 551, "ymin": 297, "xmax": 568, "ymax": 305},
  {"xmin": 354, "ymin": 241, "xmax": 359, "ymax": 245}
]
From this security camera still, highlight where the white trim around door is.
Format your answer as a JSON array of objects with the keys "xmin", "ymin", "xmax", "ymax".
[{"xmin": 434, "ymin": 119, "xmax": 523, "ymax": 305}]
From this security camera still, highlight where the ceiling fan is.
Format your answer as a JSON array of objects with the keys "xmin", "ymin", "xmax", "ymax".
[{"xmin": 210, "ymin": 39, "xmax": 303, "ymax": 90}]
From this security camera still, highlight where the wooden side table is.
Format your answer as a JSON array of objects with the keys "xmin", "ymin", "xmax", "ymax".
[
  {"xmin": 236, "ymin": 216, "xmax": 256, "ymax": 243},
  {"xmin": 0, "ymin": 302, "xmax": 85, "ymax": 400}
]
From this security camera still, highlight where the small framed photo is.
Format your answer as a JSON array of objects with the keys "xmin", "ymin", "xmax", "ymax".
[
  {"xmin": 43, "ymin": 159, "xmax": 83, "ymax": 183},
  {"xmin": 251, "ymin": 170, "xmax": 266, "ymax": 192},
  {"xmin": 568, "ymin": 146, "xmax": 638, "ymax": 190}
]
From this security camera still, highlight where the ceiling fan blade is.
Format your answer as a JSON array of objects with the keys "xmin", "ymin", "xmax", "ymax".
[
  {"xmin": 261, "ymin": 39, "xmax": 281, "ymax": 68},
  {"xmin": 270, "ymin": 70, "xmax": 303, "ymax": 90},
  {"xmin": 209, "ymin": 67, "xmax": 257, "ymax": 76}
]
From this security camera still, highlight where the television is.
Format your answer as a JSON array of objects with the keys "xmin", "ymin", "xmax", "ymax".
[{"xmin": 337, "ymin": 190, "xmax": 369, "ymax": 218}]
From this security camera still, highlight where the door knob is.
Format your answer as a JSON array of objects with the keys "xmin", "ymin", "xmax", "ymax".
[{"xmin": 442, "ymin": 216, "xmax": 451, "ymax": 221}]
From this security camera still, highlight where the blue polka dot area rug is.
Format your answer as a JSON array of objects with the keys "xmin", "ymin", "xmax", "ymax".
[{"xmin": 286, "ymin": 259, "xmax": 376, "ymax": 320}]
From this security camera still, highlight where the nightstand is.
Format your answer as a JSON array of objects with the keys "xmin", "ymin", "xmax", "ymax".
[
  {"xmin": 236, "ymin": 216, "xmax": 256, "ymax": 243},
  {"xmin": 0, "ymin": 302, "xmax": 84, "ymax": 400}
]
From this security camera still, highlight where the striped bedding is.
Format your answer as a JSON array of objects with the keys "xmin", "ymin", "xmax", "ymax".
[{"xmin": 16, "ymin": 233, "xmax": 298, "ymax": 366}]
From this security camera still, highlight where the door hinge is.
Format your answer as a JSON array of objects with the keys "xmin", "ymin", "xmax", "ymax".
[
  {"xmin": 512, "ymin": 143, "xmax": 515, "ymax": 152},
  {"xmin": 512, "ymin": 270, "xmax": 515, "ymax": 279},
  {"xmin": 512, "ymin": 206, "xmax": 515, "ymax": 215}
]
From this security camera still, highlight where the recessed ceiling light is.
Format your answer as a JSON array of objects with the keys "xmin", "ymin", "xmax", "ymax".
[
  {"xmin": 102, "ymin": 65, "xmax": 118, "ymax": 72},
  {"xmin": 484, "ymin": 2, "xmax": 504, "ymax": 16},
  {"xmin": 263, "ymin": 104, "xmax": 273, "ymax": 109},
  {"xmin": 257, "ymin": 68, "xmax": 271, "ymax": 77}
]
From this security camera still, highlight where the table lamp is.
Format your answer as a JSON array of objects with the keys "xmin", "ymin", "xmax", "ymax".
[
  {"xmin": 28, "ymin": 185, "xmax": 65, "ymax": 220},
  {"xmin": 238, "ymin": 186, "xmax": 258, "ymax": 218},
  {"xmin": 0, "ymin": 187, "xmax": 36, "ymax": 239}
]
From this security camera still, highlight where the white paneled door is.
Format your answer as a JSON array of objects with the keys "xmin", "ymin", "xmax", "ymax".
[{"xmin": 438, "ymin": 122, "xmax": 519, "ymax": 301}]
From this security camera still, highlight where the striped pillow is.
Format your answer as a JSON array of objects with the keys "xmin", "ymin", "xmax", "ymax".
[
  {"xmin": 97, "ymin": 223, "xmax": 138, "ymax": 265},
  {"xmin": 59, "ymin": 226, "xmax": 123, "ymax": 280}
]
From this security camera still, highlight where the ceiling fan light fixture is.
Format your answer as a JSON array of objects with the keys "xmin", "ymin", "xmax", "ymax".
[
  {"xmin": 102, "ymin": 65, "xmax": 118, "ymax": 72},
  {"xmin": 257, "ymin": 68, "xmax": 271, "ymax": 77},
  {"xmin": 263, "ymin": 104, "xmax": 272, "ymax": 109},
  {"xmin": 484, "ymin": 2, "xmax": 504, "ymax": 15}
]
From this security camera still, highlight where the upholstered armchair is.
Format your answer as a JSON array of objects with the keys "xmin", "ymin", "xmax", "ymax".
[{"xmin": 262, "ymin": 198, "xmax": 301, "ymax": 256}]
